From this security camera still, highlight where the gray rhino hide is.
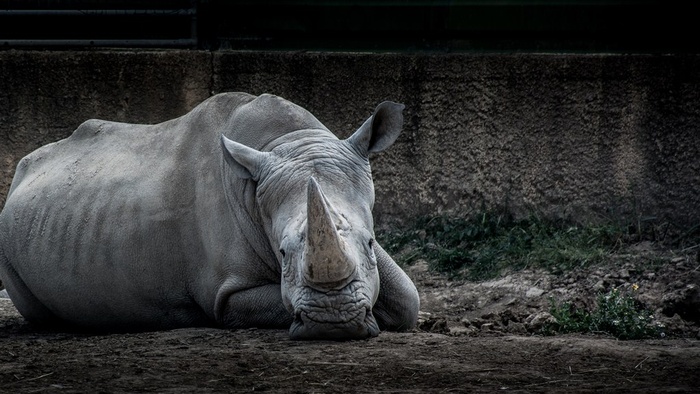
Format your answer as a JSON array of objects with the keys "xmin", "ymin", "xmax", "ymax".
[{"xmin": 0, "ymin": 92, "xmax": 419, "ymax": 339}]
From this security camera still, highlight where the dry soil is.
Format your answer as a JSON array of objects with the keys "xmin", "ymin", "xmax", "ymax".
[{"xmin": 1, "ymin": 243, "xmax": 698, "ymax": 393}]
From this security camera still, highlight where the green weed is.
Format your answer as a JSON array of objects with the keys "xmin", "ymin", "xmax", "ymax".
[
  {"xmin": 377, "ymin": 212, "xmax": 623, "ymax": 280},
  {"xmin": 546, "ymin": 286, "xmax": 662, "ymax": 340}
]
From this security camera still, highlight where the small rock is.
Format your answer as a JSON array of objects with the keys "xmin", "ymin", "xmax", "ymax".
[
  {"xmin": 467, "ymin": 317, "xmax": 485, "ymax": 328},
  {"xmin": 506, "ymin": 322, "xmax": 528, "ymax": 335},
  {"xmin": 480, "ymin": 312, "xmax": 499, "ymax": 320},
  {"xmin": 418, "ymin": 318, "xmax": 450, "ymax": 334},
  {"xmin": 525, "ymin": 312, "xmax": 558, "ymax": 331},
  {"xmin": 418, "ymin": 310, "xmax": 432, "ymax": 317},
  {"xmin": 526, "ymin": 287, "xmax": 545, "ymax": 298},
  {"xmin": 500, "ymin": 309, "xmax": 518, "ymax": 324},
  {"xmin": 593, "ymin": 280, "xmax": 606, "ymax": 292},
  {"xmin": 449, "ymin": 325, "xmax": 476, "ymax": 337},
  {"xmin": 661, "ymin": 284, "xmax": 700, "ymax": 323}
]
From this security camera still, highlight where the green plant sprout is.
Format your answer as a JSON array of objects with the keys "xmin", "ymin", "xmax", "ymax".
[{"xmin": 546, "ymin": 285, "xmax": 663, "ymax": 340}]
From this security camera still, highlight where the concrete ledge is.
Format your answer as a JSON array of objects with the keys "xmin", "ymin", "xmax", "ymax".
[{"xmin": 2, "ymin": 51, "xmax": 699, "ymax": 228}]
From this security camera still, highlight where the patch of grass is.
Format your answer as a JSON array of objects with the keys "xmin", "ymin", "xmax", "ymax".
[
  {"xmin": 545, "ymin": 287, "xmax": 662, "ymax": 340},
  {"xmin": 377, "ymin": 212, "xmax": 623, "ymax": 280},
  {"xmin": 546, "ymin": 299, "xmax": 592, "ymax": 334}
]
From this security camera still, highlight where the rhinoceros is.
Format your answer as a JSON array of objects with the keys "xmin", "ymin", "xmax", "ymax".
[{"xmin": 0, "ymin": 92, "xmax": 420, "ymax": 340}]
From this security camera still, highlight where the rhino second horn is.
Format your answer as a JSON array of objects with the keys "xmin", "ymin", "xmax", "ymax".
[{"xmin": 304, "ymin": 177, "xmax": 356, "ymax": 290}]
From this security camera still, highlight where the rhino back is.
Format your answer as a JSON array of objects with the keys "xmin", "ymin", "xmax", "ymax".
[{"xmin": 0, "ymin": 92, "xmax": 267, "ymax": 328}]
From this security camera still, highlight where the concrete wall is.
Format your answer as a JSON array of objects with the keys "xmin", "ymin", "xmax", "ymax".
[{"xmin": 2, "ymin": 51, "xmax": 699, "ymax": 229}]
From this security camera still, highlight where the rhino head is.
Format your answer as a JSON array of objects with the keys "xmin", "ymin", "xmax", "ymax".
[{"xmin": 221, "ymin": 101, "xmax": 404, "ymax": 340}]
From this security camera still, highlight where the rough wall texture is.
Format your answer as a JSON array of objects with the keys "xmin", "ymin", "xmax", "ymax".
[
  {"xmin": 1, "ymin": 51, "xmax": 699, "ymax": 229},
  {"xmin": 0, "ymin": 50, "xmax": 212, "ymax": 215}
]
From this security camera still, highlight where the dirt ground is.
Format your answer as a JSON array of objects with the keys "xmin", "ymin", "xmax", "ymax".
[{"xmin": 1, "ymin": 243, "xmax": 699, "ymax": 393}]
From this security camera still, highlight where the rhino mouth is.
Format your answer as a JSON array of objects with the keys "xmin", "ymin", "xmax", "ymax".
[{"xmin": 288, "ymin": 284, "xmax": 380, "ymax": 340}]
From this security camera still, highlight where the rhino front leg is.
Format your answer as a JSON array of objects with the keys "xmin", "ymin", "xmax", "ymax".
[
  {"xmin": 218, "ymin": 284, "xmax": 293, "ymax": 329},
  {"xmin": 373, "ymin": 243, "xmax": 420, "ymax": 331}
]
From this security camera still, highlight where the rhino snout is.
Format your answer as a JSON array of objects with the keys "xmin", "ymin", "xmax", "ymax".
[
  {"xmin": 289, "ymin": 305, "xmax": 379, "ymax": 340},
  {"xmin": 287, "ymin": 282, "xmax": 380, "ymax": 340}
]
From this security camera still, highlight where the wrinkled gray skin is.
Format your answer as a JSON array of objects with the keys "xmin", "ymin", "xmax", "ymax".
[{"xmin": 0, "ymin": 92, "xmax": 419, "ymax": 340}]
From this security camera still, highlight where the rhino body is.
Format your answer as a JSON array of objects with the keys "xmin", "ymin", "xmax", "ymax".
[{"xmin": 0, "ymin": 92, "xmax": 419, "ymax": 340}]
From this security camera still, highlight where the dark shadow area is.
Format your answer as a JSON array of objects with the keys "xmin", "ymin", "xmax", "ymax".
[{"xmin": 1, "ymin": 0, "xmax": 698, "ymax": 53}]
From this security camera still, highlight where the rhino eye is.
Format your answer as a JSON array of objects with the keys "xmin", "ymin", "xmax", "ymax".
[
  {"xmin": 279, "ymin": 248, "xmax": 286, "ymax": 258},
  {"xmin": 367, "ymin": 238, "xmax": 377, "ymax": 264}
]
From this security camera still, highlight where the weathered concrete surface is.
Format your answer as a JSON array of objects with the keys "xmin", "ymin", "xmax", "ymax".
[
  {"xmin": 0, "ymin": 50, "xmax": 212, "ymax": 217},
  {"xmin": 1, "ymin": 51, "xmax": 699, "ymax": 229}
]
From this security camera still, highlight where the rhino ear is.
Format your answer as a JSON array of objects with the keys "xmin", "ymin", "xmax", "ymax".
[
  {"xmin": 220, "ymin": 135, "xmax": 268, "ymax": 180},
  {"xmin": 348, "ymin": 101, "xmax": 404, "ymax": 155}
]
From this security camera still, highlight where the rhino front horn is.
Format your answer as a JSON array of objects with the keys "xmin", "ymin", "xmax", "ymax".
[{"xmin": 304, "ymin": 177, "xmax": 356, "ymax": 290}]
